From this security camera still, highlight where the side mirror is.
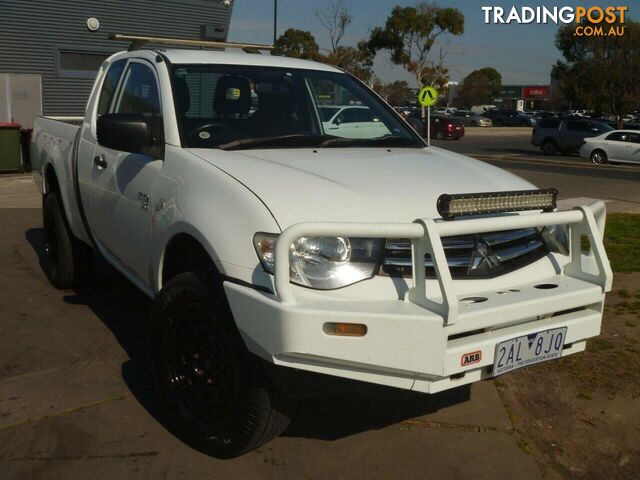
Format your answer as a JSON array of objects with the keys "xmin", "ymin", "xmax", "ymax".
[
  {"xmin": 97, "ymin": 113, "xmax": 153, "ymax": 153},
  {"xmin": 333, "ymin": 116, "xmax": 342, "ymax": 126}
]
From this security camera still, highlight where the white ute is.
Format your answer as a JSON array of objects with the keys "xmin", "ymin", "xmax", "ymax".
[{"xmin": 31, "ymin": 36, "xmax": 612, "ymax": 458}]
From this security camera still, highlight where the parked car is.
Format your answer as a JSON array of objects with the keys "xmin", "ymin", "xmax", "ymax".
[
  {"xmin": 570, "ymin": 110, "xmax": 590, "ymax": 117},
  {"xmin": 405, "ymin": 113, "xmax": 465, "ymax": 139},
  {"xmin": 450, "ymin": 110, "xmax": 492, "ymax": 127},
  {"xmin": 535, "ymin": 111, "xmax": 557, "ymax": 119},
  {"xmin": 319, "ymin": 105, "xmax": 391, "ymax": 139},
  {"xmin": 431, "ymin": 115, "xmax": 465, "ymax": 139},
  {"xmin": 471, "ymin": 104, "xmax": 497, "ymax": 115},
  {"xmin": 433, "ymin": 107, "xmax": 457, "ymax": 115},
  {"xmin": 532, "ymin": 118, "xmax": 614, "ymax": 155},
  {"xmin": 30, "ymin": 37, "xmax": 612, "ymax": 458},
  {"xmin": 483, "ymin": 109, "xmax": 535, "ymax": 127},
  {"xmin": 579, "ymin": 130, "xmax": 640, "ymax": 164}
]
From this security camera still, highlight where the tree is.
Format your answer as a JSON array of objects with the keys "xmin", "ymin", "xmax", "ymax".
[
  {"xmin": 314, "ymin": 1, "xmax": 374, "ymax": 83},
  {"xmin": 273, "ymin": 28, "xmax": 320, "ymax": 60},
  {"xmin": 366, "ymin": 3, "xmax": 464, "ymax": 90},
  {"xmin": 420, "ymin": 48, "xmax": 449, "ymax": 89},
  {"xmin": 325, "ymin": 42, "xmax": 375, "ymax": 83},
  {"xmin": 315, "ymin": 0, "xmax": 352, "ymax": 55},
  {"xmin": 274, "ymin": 19, "xmax": 374, "ymax": 83},
  {"xmin": 553, "ymin": 19, "xmax": 640, "ymax": 128},
  {"xmin": 373, "ymin": 80, "xmax": 414, "ymax": 106},
  {"xmin": 455, "ymin": 67, "xmax": 502, "ymax": 109}
]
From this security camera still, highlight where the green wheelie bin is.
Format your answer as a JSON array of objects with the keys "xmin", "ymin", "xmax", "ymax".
[{"xmin": 0, "ymin": 123, "xmax": 23, "ymax": 173}]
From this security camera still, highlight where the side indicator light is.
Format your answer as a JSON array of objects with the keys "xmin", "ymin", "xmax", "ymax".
[{"xmin": 323, "ymin": 323, "xmax": 367, "ymax": 337}]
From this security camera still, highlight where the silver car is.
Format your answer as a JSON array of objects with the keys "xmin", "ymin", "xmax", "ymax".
[{"xmin": 579, "ymin": 130, "xmax": 640, "ymax": 165}]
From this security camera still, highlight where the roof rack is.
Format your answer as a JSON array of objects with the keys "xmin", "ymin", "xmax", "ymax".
[{"xmin": 109, "ymin": 34, "xmax": 274, "ymax": 53}]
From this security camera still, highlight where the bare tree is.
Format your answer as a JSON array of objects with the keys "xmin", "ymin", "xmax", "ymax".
[
  {"xmin": 315, "ymin": 0, "xmax": 352, "ymax": 55},
  {"xmin": 421, "ymin": 47, "xmax": 450, "ymax": 89}
]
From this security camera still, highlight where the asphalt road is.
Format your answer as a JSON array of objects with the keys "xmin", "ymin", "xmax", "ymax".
[
  {"xmin": 432, "ymin": 127, "xmax": 573, "ymax": 161},
  {"xmin": 433, "ymin": 127, "xmax": 640, "ymax": 214},
  {"xmin": 0, "ymin": 179, "xmax": 540, "ymax": 479}
]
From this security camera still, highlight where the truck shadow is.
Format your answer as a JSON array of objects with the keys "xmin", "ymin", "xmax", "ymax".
[{"xmin": 25, "ymin": 227, "xmax": 471, "ymax": 443}]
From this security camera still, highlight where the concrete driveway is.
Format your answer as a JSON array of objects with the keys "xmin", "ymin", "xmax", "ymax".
[{"xmin": 0, "ymin": 177, "xmax": 542, "ymax": 479}]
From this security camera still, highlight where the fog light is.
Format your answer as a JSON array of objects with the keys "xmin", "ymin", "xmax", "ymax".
[{"xmin": 323, "ymin": 323, "xmax": 367, "ymax": 337}]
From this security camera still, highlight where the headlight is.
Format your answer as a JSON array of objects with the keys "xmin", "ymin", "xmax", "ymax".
[
  {"xmin": 540, "ymin": 224, "xmax": 569, "ymax": 255},
  {"xmin": 253, "ymin": 233, "xmax": 383, "ymax": 289}
]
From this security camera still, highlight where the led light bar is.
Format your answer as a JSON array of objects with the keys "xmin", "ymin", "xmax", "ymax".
[{"xmin": 437, "ymin": 188, "xmax": 558, "ymax": 220}]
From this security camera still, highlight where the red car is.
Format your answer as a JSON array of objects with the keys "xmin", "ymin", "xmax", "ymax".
[
  {"xmin": 430, "ymin": 115, "xmax": 465, "ymax": 140},
  {"xmin": 406, "ymin": 113, "xmax": 465, "ymax": 140}
]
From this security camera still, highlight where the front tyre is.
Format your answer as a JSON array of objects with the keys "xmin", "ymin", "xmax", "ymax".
[
  {"xmin": 150, "ymin": 271, "xmax": 289, "ymax": 458},
  {"xmin": 42, "ymin": 193, "xmax": 92, "ymax": 289},
  {"xmin": 541, "ymin": 139, "xmax": 558, "ymax": 155},
  {"xmin": 590, "ymin": 149, "xmax": 608, "ymax": 165}
]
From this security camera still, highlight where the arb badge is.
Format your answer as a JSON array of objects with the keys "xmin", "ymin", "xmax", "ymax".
[{"xmin": 461, "ymin": 351, "xmax": 482, "ymax": 367}]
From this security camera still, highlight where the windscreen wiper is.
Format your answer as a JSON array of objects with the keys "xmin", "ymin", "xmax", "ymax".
[
  {"xmin": 317, "ymin": 135, "xmax": 417, "ymax": 148},
  {"xmin": 218, "ymin": 134, "xmax": 326, "ymax": 151}
]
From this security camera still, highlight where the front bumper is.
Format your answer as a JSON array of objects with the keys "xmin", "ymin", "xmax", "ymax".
[{"xmin": 225, "ymin": 202, "xmax": 612, "ymax": 394}]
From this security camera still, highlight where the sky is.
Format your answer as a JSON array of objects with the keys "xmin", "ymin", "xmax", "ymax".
[{"xmin": 227, "ymin": 0, "xmax": 634, "ymax": 87}]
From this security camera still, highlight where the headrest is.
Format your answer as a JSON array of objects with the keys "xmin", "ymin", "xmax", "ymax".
[
  {"xmin": 214, "ymin": 75, "xmax": 251, "ymax": 116},
  {"xmin": 173, "ymin": 76, "xmax": 191, "ymax": 114}
]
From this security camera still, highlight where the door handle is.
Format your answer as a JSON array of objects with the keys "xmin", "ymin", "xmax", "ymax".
[{"xmin": 93, "ymin": 155, "xmax": 107, "ymax": 169}]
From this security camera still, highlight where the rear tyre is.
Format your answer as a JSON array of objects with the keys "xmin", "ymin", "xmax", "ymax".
[
  {"xmin": 590, "ymin": 149, "xmax": 608, "ymax": 165},
  {"xmin": 436, "ymin": 131, "xmax": 444, "ymax": 140},
  {"xmin": 42, "ymin": 193, "xmax": 92, "ymax": 289},
  {"xmin": 541, "ymin": 139, "xmax": 558, "ymax": 155},
  {"xmin": 150, "ymin": 271, "xmax": 290, "ymax": 458}
]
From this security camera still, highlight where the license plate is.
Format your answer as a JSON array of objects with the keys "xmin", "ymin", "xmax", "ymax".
[{"xmin": 493, "ymin": 327, "xmax": 567, "ymax": 376}]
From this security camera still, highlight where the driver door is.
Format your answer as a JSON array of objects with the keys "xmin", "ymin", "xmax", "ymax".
[{"xmin": 91, "ymin": 60, "xmax": 164, "ymax": 284}]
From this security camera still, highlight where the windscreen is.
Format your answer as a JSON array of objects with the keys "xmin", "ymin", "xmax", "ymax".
[{"xmin": 171, "ymin": 65, "xmax": 422, "ymax": 150}]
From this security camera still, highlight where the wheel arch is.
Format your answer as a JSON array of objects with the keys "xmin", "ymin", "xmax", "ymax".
[
  {"xmin": 43, "ymin": 162, "xmax": 60, "ymax": 196},
  {"xmin": 158, "ymin": 229, "xmax": 222, "ymax": 292}
]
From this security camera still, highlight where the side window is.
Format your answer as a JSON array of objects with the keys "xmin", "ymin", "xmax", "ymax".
[
  {"xmin": 97, "ymin": 59, "xmax": 126, "ymax": 116},
  {"xmin": 566, "ymin": 121, "xmax": 587, "ymax": 132},
  {"xmin": 628, "ymin": 133, "xmax": 640, "ymax": 144},
  {"xmin": 606, "ymin": 132, "xmax": 624, "ymax": 141},
  {"xmin": 114, "ymin": 62, "xmax": 163, "ymax": 152},
  {"xmin": 341, "ymin": 108, "xmax": 373, "ymax": 123},
  {"xmin": 115, "ymin": 62, "xmax": 161, "ymax": 116},
  {"xmin": 539, "ymin": 119, "xmax": 560, "ymax": 129}
]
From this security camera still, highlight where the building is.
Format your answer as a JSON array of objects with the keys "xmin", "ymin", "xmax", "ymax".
[
  {"xmin": 497, "ymin": 85, "xmax": 551, "ymax": 110},
  {"xmin": 0, "ymin": 0, "xmax": 234, "ymax": 120}
]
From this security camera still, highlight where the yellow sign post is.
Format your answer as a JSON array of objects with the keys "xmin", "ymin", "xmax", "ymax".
[
  {"xmin": 417, "ymin": 86, "xmax": 439, "ymax": 146},
  {"xmin": 418, "ymin": 86, "xmax": 438, "ymax": 107}
]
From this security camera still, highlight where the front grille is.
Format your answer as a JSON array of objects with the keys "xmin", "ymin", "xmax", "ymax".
[{"xmin": 380, "ymin": 228, "xmax": 548, "ymax": 279}]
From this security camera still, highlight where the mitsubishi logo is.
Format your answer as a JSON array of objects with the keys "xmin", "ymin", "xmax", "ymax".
[{"xmin": 468, "ymin": 237, "xmax": 502, "ymax": 275}]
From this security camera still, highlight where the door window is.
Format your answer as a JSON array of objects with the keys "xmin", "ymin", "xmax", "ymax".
[
  {"xmin": 606, "ymin": 132, "xmax": 628, "ymax": 142},
  {"xmin": 627, "ymin": 133, "xmax": 640, "ymax": 144},
  {"xmin": 114, "ymin": 62, "xmax": 163, "ymax": 150},
  {"xmin": 566, "ymin": 121, "xmax": 590, "ymax": 132},
  {"xmin": 115, "ymin": 63, "xmax": 161, "ymax": 116},
  {"xmin": 339, "ymin": 107, "xmax": 379, "ymax": 124},
  {"xmin": 97, "ymin": 59, "xmax": 127, "ymax": 116}
]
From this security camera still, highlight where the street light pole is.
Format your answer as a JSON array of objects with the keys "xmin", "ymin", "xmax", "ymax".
[{"xmin": 273, "ymin": 0, "xmax": 278, "ymax": 45}]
